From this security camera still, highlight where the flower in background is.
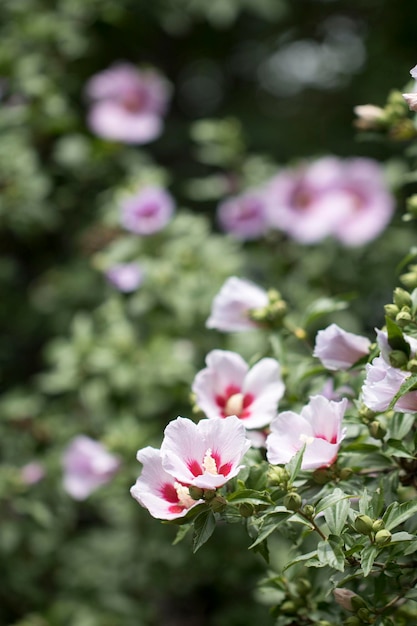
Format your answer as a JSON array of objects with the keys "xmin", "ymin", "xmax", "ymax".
[
  {"xmin": 192, "ymin": 349, "xmax": 284, "ymax": 429},
  {"xmin": 313, "ymin": 323, "xmax": 371, "ymax": 371},
  {"xmin": 130, "ymin": 446, "xmax": 203, "ymax": 520},
  {"xmin": 121, "ymin": 186, "xmax": 174, "ymax": 235},
  {"xmin": 21, "ymin": 462, "xmax": 45, "ymax": 485},
  {"xmin": 62, "ymin": 436, "xmax": 120, "ymax": 500},
  {"xmin": 105, "ymin": 262, "xmax": 144, "ymax": 292},
  {"xmin": 85, "ymin": 63, "xmax": 171, "ymax": 144},
  {"xmin": 266, "ymin": 395, "xmax": 347, "ymax": 470},
  {"xmin": 131, "ymin": 416, "xmax": 250, "ymax": 519},
  {"xmin": 402, "ymin": 65, "xmax": 417, "ymax": 112},
  {"xmin": 264, "ymin": 157, "xmax": 394, "ymax": 246},
  {"xmin": 361, "ymin": 356, "xmax": 417, "ymax": 413},
  {"xmin": 206, "ymin": 276, "xmax": 268, "ymax": 332},
  {"xmin": 217, "ymin": 191, "xmax": 269, "ymax": 240}
]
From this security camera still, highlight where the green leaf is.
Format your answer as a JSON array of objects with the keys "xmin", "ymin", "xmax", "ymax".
[
  {"xmin": 303, "ymin": 297, "xmax": 349, "ymax": 328},
  {"xmin": 384, "ymin": 438, "xmax": 414, "ymax": 458},
  {"xmin": 388, "ymin": 374, "xmax": 417, "ymax": 410},
  {"xmin": 383, "ymin": 501, "xmax": 417, "ymax": 531},
  {"xmin": 173, "ymin": 524, "xmax": 192, "ymax": 545},
  {"xmin": 317, "ymin": 539, "xmax": 345, "ymax": 572},
  {"xmin": 389, "ymin": 412, "xmax": 415, "ymax": 439},
  {"xmin": 226, "ymin": 489, "xmax": 272, "ymax": 506},
  {"xmin": 283, "ymin": 550, "xmax": 319, "ymax": 572},
  {"xmin": 248, "ymin": 511, "xmax": 291, "ymax": 548},
  {"xmin": 360, "ymin": 544, "xmax": 379, "ymax": 577},
  {"xmin": 315, "ymin": 488, "xmax": 351, "ymax": 516},
  {"xmin": 324, "ymin": 497, "xmax": 351, "ymax": 536},
  {"xmin": 192, "ymin": 510, "xmax": 216, "ymax": 553},
  {"xmin": 286, "ymin": 445, "xmax": 306, "ymax": 483},
  {"xmin": 385, "ymin": 316, "xmax": 411, "ymax": 357}
]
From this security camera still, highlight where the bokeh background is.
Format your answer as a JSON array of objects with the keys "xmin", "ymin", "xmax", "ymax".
[{"xmin": 1, "ymin": 1, "xmax": 417, "ymax": 624}]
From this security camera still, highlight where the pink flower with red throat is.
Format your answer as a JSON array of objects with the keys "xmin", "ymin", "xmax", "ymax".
[
  {"xmin": 206, "ymin": 276, "xmax": 269, "ymax": 332},
  {"xmin": 192, "ymin": 349, "xmax": 284, "ymax": 430},
  {"xmin": 313, "ymin": 323, "xmax": 371, "ymax": 371},
  {"xmin": 217, "ymin": 191, "xmax": 269, "ymax": 240},
  {"xmin": 130, "ymin": 446, "xmax": 202, "ymax": 520},
  {"xmin": 62, "ymin": 436, "xmax": 120, "ymax": 500},
  {"xmin": 121, "ymin": 186, "xmax": 175, "ymax": 235},
  {"xmin": 85, "ymin": 63, "xmax": 171, "ymax": 144},
  {"xmin": 266, "ymin": 395, "xmax": 347, "ymax": 470}
]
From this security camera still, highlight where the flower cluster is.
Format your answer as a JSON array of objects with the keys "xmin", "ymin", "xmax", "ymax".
[{"xmin": 217, "ymin": 156, "xmax": 394, "ymax": 246}]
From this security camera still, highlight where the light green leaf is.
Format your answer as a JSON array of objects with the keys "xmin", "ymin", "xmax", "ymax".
[
  {"xmin": 286, "ymin": 445, "xmax": 306, "ymax": 483},
  {"xmin": 383, "ymin": 501, "xmax": 417, "ymax": 531},
  {"xmin": 317, "ymin": 540, "xmax": 345, "ymax": 572},
  {"xmin": 324, "ymin": 497, "xmax": 351, "ymax": 535},
  {"xmin": 282, "ymin": 550, "xmax": 319, "ymax": 572},
  {"xmin": 249, "ymin": 511, "xmax": 291, "ymax": 548},
  {"xmin": 360, "ymin": 544, "xmax": 379, "ymax": 577},
  {"xmin": 315, "ymin": 488, "xmax": 351, "ymax": 516},
  {"xmin": 227, "ymin": 489, "xmax": 272, "ymax": 506}
]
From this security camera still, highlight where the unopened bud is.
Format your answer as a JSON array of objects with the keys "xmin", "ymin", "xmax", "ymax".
[
  {"xmin": 303, "ymin": 504, "xmax": 315, "ymax": 519},
  {"xmin": 358, "ymin": 405, "xmax": 376, "ymax": 423},
  {"xmin": 344, "ymin": 618, "xmax": 361, "ymax": 626},
  {"xmin": 375, "ymin": 529, "xmax": 392, "ymax": 545},
  {"xmin": 354, "ymin": 514, "xmax": 374, "ymax": 535},
  {"xmin": 281, "ymin": 600, "xmax": 297, "ymax": 615},
  {"xmin": 333, "ymin": 588, "xmax": 357, "ymax": 612},
  {"xmin": 372, "ymin": 519, "xmax": 385, "ymax": 532},
  {"xmin": 400, "ymin": 271, "xmax": 417, "ymax": 290},
  {"xmin": 296, "ymin": 578, "xmax": 312, "ymax": 594},
  {"xmin": 356, "ymin": 608, "xmax": 371, "ymax": 622},
  {"xmin": 368, "ymin": 420, "xmax": 387, "ymax": 440},
  {"xmin": 389, "ymin": 350, "xmax": 409, "ymax": 368},
  {"xmin": 339, "ymin": 467, "xmax": 353, "ymax": 481},
  {"xmin": 384, "ymin": 303, "xmax": 400, "ymax": 319},
  {"xmin": 209, "ymin": 495, "xmax": 227, "ymax": 513},
  {"xmin": 395, "ymin": 310, "xmax": 413, "ymax": 326},
  {"xmin": 239, "ymin": 502, "xmax": 255, "ymax": 518},
  {"xmin": 189, "ymin": 486, "xmax": 204, "ymax": 500},
  {"xmin": 312, "ymin": 468, "xmax": 331, "ymax": 484},
  {"xmin": 354, "ymin": 104, "xmax": 385, "ymax": 130},
  {"xmin": 284, "ymin": 491, "xmax": 302, "ymax": 511},
  {"xmin": 406, "ymin": 194, "xmax": 417, "ymax": 218},
  {"xmin": 393, "ymin": 288, "xmax": 412, "ymax": 309},
  {"xmin": 267, "ymin": 288, "xmax": 282, "ymax": 303},
  {"xmin": 407, "ymin": 358, "xmax": 417, "ymax": 373},
  {"xmin": 351, "ymin": 595, "xmax": 368, "ymax": 611},
  {"xmin": 268, "ymin": 466, "xmax": 289, "ymax": 486},
  {"xmin": 203, "ymin": 489, "xmax": 217, "ymax": 501}
]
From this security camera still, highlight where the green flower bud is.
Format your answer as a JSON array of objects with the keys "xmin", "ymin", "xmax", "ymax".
[
  {"xmin": 388, "ymin": 350, "xmax": 409, "ymax": 368},
  {"xmin": 296, "ymin": 578, "xmax": 312, "ymax": 594},
  {"xmin": 393, "ymin": 288, "xmax": 412, "ymax": 309},
  {"xmin": 189, "ymin": 486, "xmax": 204, "ymax": 500},
  {"xmin": 209, "ymin": 495, "xmax": 227, "ymax": 513},
  {"xmin": 312, "ymin": 468, "xmax": 332, "ymax": 484},
  {"xmin": 368, "ymin": 420, "xmax": 387, "ymax": 440},
  {"xmin": 406, "ymin": 194, "xmax": 417, "ymax": 218},
  {"xmin": 358, "ymin": 406, "xmax": 376, "ymax": 424},
  {"xmin": 280, "ymin": 600, "xmax": 297, "ymax": 615},
  {"xmin": 371, "ymin": 519, "xmax": 385, "ymax": 532},
  {"xmin": 239, "ymin": 502, "xmax": 255, "ymax": 518},
  {"xmin": 351, "ymin": 595, "xmax": 368, "ymax": 611},
  {"xmin": 395, "ymin": 310, "xmax": 413, "ymax": 327},
  {"xmin": 303, "ymin": 504, "xmax": 315, "ymax": 519},
  {"xmin": 267, "ymin": 288, "xmax": 282, "ymax": 303},
  {"xmin": 375, "ymin": 529, "xmax": 392, "ymax": 545},
  {"xmin": 407, "ymin": 358, "xmax": 417, "ymax": 373},
  {"xmin": 203, "ymin": 489, "xmax": 217, "ymax": 501},
  {"xmin": 343, "ymin": 618, "xmax": 361, "ymax": 626},
  {"xmin": 400, "ymin": 271, "xmax": 417, "ymax": 291},
  {"xmin": 384, "ymin": 303, "xmax": 400, "ymax": 319},
  {"xmin": 284, "ymin": 491, "xmax": 302, "ymax": 511},
  {"xmin": 339, "ymin": 467, "xmax": 353, "ymax": 481},
  {"xmin": 356, "ymin": 608, "xmax": 371, "ymax": 622},
  {"xmin": 268, "ymin": 466, "xmax": 290, "ymax": 486},
  {"xmin": 354, "ymin": 514, "xmax": 374, "ymax": 535}
]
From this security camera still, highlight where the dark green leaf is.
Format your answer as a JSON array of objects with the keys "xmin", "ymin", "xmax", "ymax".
[
  {"xmin": 248, "ymin": 511, "xmax": 291, "ymax": 548},
  {"xmin": 192, "ymin": 510, "xmax": 216, "ymax": 553},
  {"xmin": 383, "ymin": 501, "xmax": 417, "ymax": 531},
  {"xmin": 388, "ymin": 374, "xmax": 417, "ymax": 410},
  {"xmin": 227, "ymin": 489, "xmax": 272, "ymax": 506},
  {"xmin": 385, "ymin": 316, "xmax": 411, "ymax": 357}
]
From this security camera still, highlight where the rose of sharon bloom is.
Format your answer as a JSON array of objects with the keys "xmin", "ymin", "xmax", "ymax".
[
  {"xmin": 85, "ymin": 63, "xmax": 171, "ymax": 144},
  {"xmin": 105, "ymin": 262, "xmax": 144, "ymax": 292},
  {"xmin": 21, "ymin": 462, "xmax": 45, "ymax": 485},
  {"xmin": 206, "ymin": 276, "xmax": 269, "ymax": 332},
  {"xmin": 130, "ymin": 446, "xmax": 203, "ymax": 520},
  {"xmin": 313, "ymin": 323, "xmax": 371, "ymax": 371},
  {"xmin": 266, "ymin": 395, "xmax": 347, "ymax": 470},
  {"xmin": 62, "ymin": 436, "xmax": 120, "ymax": 500},
  {"xmin": 121, "ymin": 186, "xmax": 174, "ymax": 235},
  {"xmin": 192, "ymin": 349, "xmax": 284, "ymax": 429},
  {"xmin": 217, "ymin": 191, "xmax": 269, "ymax": 240},
  {"xmin": 161, "ymin": 416, "xmax": 251, "ymax": 490},
  {"xmin": 361, "ymin": 356, "xmax": 417, "ymax": 413},
  {"xmin": 265, "ymin": 157, "xmax": 394, "ymax": 246},
  {"xmin": 402, "ymin": 65, "xmax": 417, "ymax": 112}
]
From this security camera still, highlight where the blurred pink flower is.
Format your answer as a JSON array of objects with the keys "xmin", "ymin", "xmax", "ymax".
[
  {"xmin": 160, "ymin": 416, "xmax": 251, "ymax": 490},
  {"xmin": 85, "ymin": 63, "xmax": 171, "ymax": 143},
  {"xmin": 265, "ymin": 157, "xmax": 394, "ymax": 246},
  {"xmin": 403, "ymin": 64, "xmax": 417, "ymax": 112},
  {"xmin": 21, "ymin": 462, "xmax": 45, "ymax": 485},
  {"xmin": 121, "ymin": 186, "xmax": 174, "ymax": 235},
  {"xmin": 313, "ymin": 323, "xmax": 371, "ymax": 371},
  {"xmin": 130, "ymin": 446, "xmax": 202, "ymax": 520},
  {"xmin": 361, "ymin": 356, "xmax": 417, "ymax": 413},
  {"xmin": 206, "ymin": 276, "xmax": 269, "ymax": 332},
  {"xmin": 217, "ymin": 191, "xmax": 269, "ymax": 240},
  {"xmin": 266, "ymin": 395, "xmax": 347, "ymax": 470},
  {"xmin": 105, "ymin": 262, "xmax": 144, "ymax": 292},
  {"xmin": 62, "ymin": 436, "xmax": 120, "ymax": 500},
  {"xmin": 192, "ymin": 349, "xmax": 284, "ymax": 429}
]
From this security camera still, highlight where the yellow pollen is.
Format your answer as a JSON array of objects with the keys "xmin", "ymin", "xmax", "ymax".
[
  {"xmin": 174, "ymin": 482, "xmax": 195, "ymax": 509},
  {"xmin": 202, "ymin": 448, "xmax": 218, "ymax": 475},
  {"xmin": 225, "ymin": 393, "xmax": 244, "ymax": 416}
]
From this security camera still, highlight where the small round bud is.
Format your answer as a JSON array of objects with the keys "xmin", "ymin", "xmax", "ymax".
[
  {"xmin": 280, "ymin": 600, "xmax": 297, "ymax": 615},
  {"xmin": 343, "ymin": 617, "xmax": 361, "ymax": 626},
  {"xmin": 375, "ymin": 529, "xmax": 392, "ymax": 545},
  {"xmin": 407, "ymin": 358, "xmax": 417, "ymax": 373},
  {"xmin": 284, "ymin": 491, "xmax": 302, "ymax": 511},
  {"xmin": 357, "ymin": 608, "xmax": 371, "ymax": 622},
  {"xmin": 400, "ymin": 272, "xmax": 417, "ymax": 290},
  {"xmin": 239, "ymin": 503, "xmax": 255, "ymax": 518},
  {"xmin": 393, "ymin": 288, "xmax": 412, "ymax": 309},
  {"xmin": 268, "ymin": 466, "xmax": 290, "ymax": 486},
  {"xmin": 203, "ymin": 489, "xmax": 217, "ymax": 501},
  {"xmin": 351, "ymin": 595, "xmax": 368, "ymax": 611},
  {"xmin": 371, "ymin": 519, "xmax": 385, "ymax": 532},
  {"xmin": 312, "ymin": 468, "xmax": 331, "ymax": 484},
  {"xmin": 189, "ymin": 486, "xmax": 204, "ymax": 500},
  {"xmin": 303, "ymin": 504, "xmax": 315, "ymax": 519},
  {"xmin": 388, "ymin": 350, "xmax": 409, "ymax": 368},
  {"xmin": 296, "ymin": 578, "xmax": 312, "ymax": 594},
  {"xmin": 209, "ymin": 495, "xmax": 227, "ymax": 513},
  {"xmin": 395, "ymin": 310, "xmax": 413, "ymax": 327},
  {"xmin": 406, "ymin": 194, "xmax": 417, "ymax": 218},
  {"xmin": 267, "ymin": 288, "xmax": 282, "ymax": 303},
  {"xmin": 358, "ymin": 406, "xmax": 376, "ymax": 424},
  {"xmin": 368, "ymin": 421, "xmax": 387, "ymax": 440},
  {"xmin": 384, "ymin": 304, "xmax": 400, "ymax": 319},
  {"xmin": 354, "ymin": 514, "xmax": 374, "ymax": 535},
  {"xmin": 339, "ymin": 467, "xmax": 353, "ymax": 481}
]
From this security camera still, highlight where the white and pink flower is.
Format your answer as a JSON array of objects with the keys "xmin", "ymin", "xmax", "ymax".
[
  {"xmin": 121, "ymin": 186, "xmax": 174, "ymax": 235},
  {"xmin": 217, "ymin": 191, "xmax": 269, "ymax": 240},
  {"xmin": 105, "ymin": 262, "xmax": 144, "ymax": 292},
  {"xmin": 264, "ymin": 157, "xmax": 394, "ymax": 246},
  {"xmin": 131, "ymin": 416, "xmax": 251, "ymax": 519},
  {"xmin": 206, "ymin": 277, "xmax": 269, "ymax": 332},
  {"xmin": 403, "ymin": 65, "xmax": 417, "ymax": 112},
  {"xmin": 266, "ymin": 395, "xmax": 347, "ymax": 470},
  {"xmin": 361, "ymin": 356, "xmax": 417, "ymax": 413},
  {"xmin": 62, "ymin": 436, "xmax": 120, "ymax": 500},
  {"xmin": 313, "ymin": 323, "xmax": 371, "ymax": 371},
  {"xmin": 192, "ymin": 349, "xmax": 284, "ymax": 429},
  {"xmin": 85, "ymin": 63, "xmax": 171, "ymax": 144}
]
